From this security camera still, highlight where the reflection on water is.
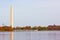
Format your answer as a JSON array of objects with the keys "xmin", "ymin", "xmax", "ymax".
[
  {"xmin": 0, "ymin": 32, "xmax": 10, "ymax": 40},
  {"xmin": 0, "ymin": 31, "xmax": 60, "ymax": 40}
]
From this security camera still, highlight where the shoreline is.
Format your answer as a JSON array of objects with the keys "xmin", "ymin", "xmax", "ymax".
[{"xmin": 0, "ymin": 30, "xmax": 60, "ymax": 32}]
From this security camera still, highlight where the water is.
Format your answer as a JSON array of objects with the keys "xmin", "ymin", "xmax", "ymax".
[{"xmin": 0, "ymin": 31, "xmax": 60, "ymax": 40}]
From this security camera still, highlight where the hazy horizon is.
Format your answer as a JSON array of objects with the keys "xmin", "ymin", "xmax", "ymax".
[{"xmin": 0, "ymin": 0, "xmax": 60, "ymax": 27}]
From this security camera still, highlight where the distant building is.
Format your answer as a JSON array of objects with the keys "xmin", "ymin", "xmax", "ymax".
[{"xmin": 48, "ymin": 24, "xmax": 60, "ymax": 30}]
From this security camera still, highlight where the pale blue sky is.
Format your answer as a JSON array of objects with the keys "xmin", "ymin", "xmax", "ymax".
[{"xmin": 0, "ymin": 0, "xmax": 60, "ymax": 26}]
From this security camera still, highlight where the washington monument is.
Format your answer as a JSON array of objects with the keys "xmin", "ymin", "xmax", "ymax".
[{"xmin": 10, "ymin": 5, "xmax": 13, "ymax": 27}]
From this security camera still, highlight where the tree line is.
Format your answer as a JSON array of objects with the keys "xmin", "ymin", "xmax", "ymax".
[{"xmin": 0, "ymin": 25, "xmax": 60, "ymax": 31}]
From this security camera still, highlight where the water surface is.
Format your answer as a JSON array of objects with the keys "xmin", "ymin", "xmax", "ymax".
[{"xmin": 0, "ymin": 31, "xmax": 60, "ymax": 40}]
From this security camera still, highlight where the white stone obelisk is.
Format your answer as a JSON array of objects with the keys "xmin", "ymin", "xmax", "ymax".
[{"xmin": 10, "ymin": 5, "xmax": 13, "ymax": 27}]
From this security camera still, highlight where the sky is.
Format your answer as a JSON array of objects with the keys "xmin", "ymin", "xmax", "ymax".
[{"xmin": 0, "ymin": 0, "xmax": 60, "ymax": 27}]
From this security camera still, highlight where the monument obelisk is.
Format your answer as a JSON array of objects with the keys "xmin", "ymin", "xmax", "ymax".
[
  {"xmin": 10, "ymin": 5, "xmax": 13, "ymax": 40},
  {"xmin": 10, "ymin": 5, "xmax": 13, "ymax": 27}
]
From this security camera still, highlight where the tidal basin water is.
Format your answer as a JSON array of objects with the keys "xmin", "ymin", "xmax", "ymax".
[{"xmin": 0, "ymin": 31, "xmax": 60, "ymax": 40}]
